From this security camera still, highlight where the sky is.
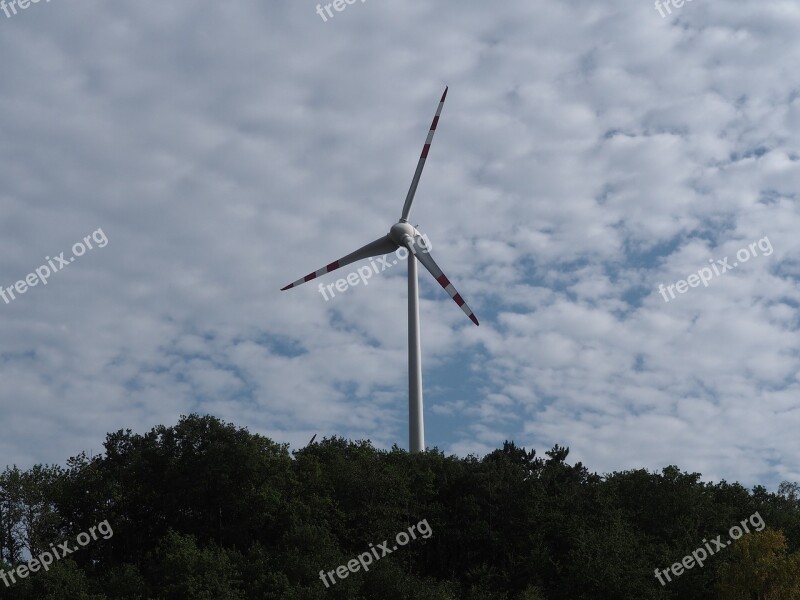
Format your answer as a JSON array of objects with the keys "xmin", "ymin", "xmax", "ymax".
[{"xmin": 1, "ymin": 0, "xmax": 799, "ymax": 490}]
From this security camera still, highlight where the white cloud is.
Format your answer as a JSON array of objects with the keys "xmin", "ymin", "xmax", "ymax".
[{"xmin": 0, "ymin": 0, "xmax": 798, "ymax": 489}]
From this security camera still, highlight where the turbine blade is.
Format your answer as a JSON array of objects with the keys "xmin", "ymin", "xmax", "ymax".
[
  {"xmin": 281, "ymin": 235, "xmax": 398, "ymax": 290},
  {"xmin": 409, "ymin": 236, "xmax": 479, "ymax": 326},
  {"xmin": 400, "ymin": 86, "xmax": 448, "ymax": 222}
]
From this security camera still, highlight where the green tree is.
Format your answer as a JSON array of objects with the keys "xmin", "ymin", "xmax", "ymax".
[
  {"xmin": 151, "ymin": 530, "xmax": 245, "ymax": 600},
  {"xmin": 717, "ymin": 529, "xmax": 800, "ymax": 599}
]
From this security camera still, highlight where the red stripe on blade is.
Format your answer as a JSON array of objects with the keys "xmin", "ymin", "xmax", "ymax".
[
  {"xmin": 453, "ymin": 293, "xmax": 465, "ymax": 306},
  {"xmin": 326, "ymin": 261, "xmax": 340, "ymax": 272},
  {"xmin": 280, "ymin": 283, "xmax": 293, "ymax": 291},
  {"xmin": 421, "ymin": 144, "xmax": 431, "ymax": 158},
  {"xmin": 440, "ymin": 87, "xmax": 448, "ymax": 102},
  {"xmin": 430, "ymin": 116, "xmax": 439, "ymax": 130},
  {"xmin": 304, "ymin": 273, "xmax": 316, "ymax": 282},
  {"xmin": 436, "ymin": 274, "xmax": 450, "ymax": 288},
  {"xmin": 470, "ymin": 314, "xmax": 479, "ymax": 326}
]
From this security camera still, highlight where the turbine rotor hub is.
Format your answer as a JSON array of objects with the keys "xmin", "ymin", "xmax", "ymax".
[{"xmin": 390, "ymin": 222, "xmax": 418, "ymax": 245}]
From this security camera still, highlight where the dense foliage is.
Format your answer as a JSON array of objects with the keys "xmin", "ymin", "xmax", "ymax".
[{"xmin": 0, "ymin": 414, "xmax": 798, "ymax": 599}]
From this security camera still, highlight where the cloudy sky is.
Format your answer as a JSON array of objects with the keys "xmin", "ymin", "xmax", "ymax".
[{"xmin": 1, "ymin": 0, "xmax": 799, "ymax": 489}]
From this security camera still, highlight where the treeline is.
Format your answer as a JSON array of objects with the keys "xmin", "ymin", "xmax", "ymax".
[{"xmin": 0, "ymin": 414, "xmax": 799, "ymax": 599}]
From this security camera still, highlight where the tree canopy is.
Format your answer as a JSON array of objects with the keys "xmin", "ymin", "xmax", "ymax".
[{"xmin": 0, "ymin": 415, "xmax": 798, "ymax": 599}]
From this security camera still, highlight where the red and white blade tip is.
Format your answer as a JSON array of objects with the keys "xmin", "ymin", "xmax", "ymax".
[
  {"xmin": 435, "ymin": 273, "xmax": 479, "ymax": 326},
  {"xmin": 280, "ymin": 260, "xmax": 341, "ymax": 291}
]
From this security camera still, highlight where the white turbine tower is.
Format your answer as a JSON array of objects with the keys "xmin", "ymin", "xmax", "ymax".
[{"xmin": 281, "ymin": 87, "xmax": 479, "ymax": 453}]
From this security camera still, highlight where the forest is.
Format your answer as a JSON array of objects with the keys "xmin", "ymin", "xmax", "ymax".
[{"xmin": 0, "ymin": 414, "xmax": 798, "ymax": 599}]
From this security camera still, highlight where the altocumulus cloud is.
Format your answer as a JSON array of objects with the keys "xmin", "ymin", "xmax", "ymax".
[{"xmin": 0, "ymin": 0, "xmax": 799, "ymax": 490}]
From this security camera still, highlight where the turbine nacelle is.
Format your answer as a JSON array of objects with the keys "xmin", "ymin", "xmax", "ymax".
[{"xmin": 389, "ymin": 221, "xmax": 420, "ymax": 247}]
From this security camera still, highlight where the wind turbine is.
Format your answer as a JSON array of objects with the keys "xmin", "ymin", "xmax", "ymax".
[{"xmin": 280, "ymin": 87, "xmax": 479, "ymax": 453}]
